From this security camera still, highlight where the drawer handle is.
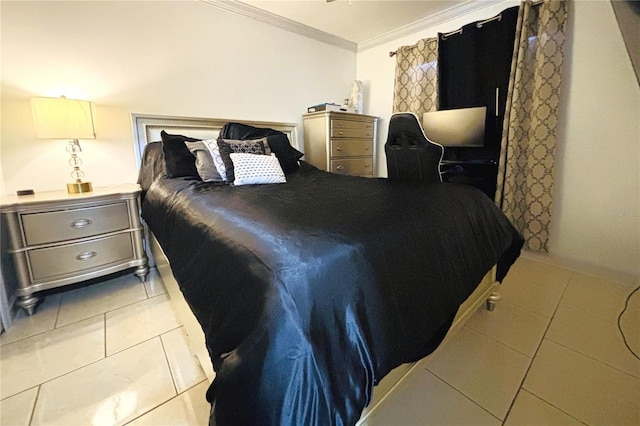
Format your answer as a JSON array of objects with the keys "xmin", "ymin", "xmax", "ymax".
[
  {"xmin": 336, "ymin": 147, "xmax": 343, "ymax": 151},
  {"xmin": 75, "ymin": 251, "xmax": 97, "ymax": 261},
  {"xmin": 364, "ymin": 164, "xmax": 370, "ymax": 168},
  {"xmin": 71, "ymin": 219, "xmax": 92, "ymax": 229},
  {"xmin": 339, "ymin": 131, "xmax": 344, "ymax": 135},
  {"xmin": 336, "ymin": 166, "xmax": 344, "ymax": 171}
]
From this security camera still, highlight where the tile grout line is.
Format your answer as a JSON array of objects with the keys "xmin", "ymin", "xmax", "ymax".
[
  {"xmin": 418, "ymin": 365, "xmax": 503, "ymax": 424},
  {"xmin": 27, "ymin": 385, "xmax": 41, "ymax": 426},
  {"xmin": 106, "ymin": 324, "xmax": 183, "ymax": 358},
  {"xmin": 122, "ymin": 378, "xmax": 209, "ymax": 425},
  {"xmin": 501, "ymin": 272, "xmax": 571, "ymax": 421},
  {"xmin": 52, "ymin": 293, "xmax": 63, "ymax": 330},
  {"xmin": 116, "ymin": 334, "xmax": 184, "ymax": 424},
  {"xmin": 543, "ymin": 282, "xmax": 640, "ymax": 380},
  {"xmin": 1, "ymin": 330, "xmax": 178, "ymax": 402},
  {"xmin": 54, "ymin": 289, "xmax": 169, "ymax": 332},
  {"xmin": 542, "ymin": 335, "xmax": 640, "ymax": 382},
  {"xmin": 103, "ymin": 313, "xmax": 107, "ymax": 359},
  {"xmin": 501, "ymin": 271, "xmax": 587, "ymax": 425},
  {"xmin": 463, "ymin": 322, "xmax": 537, "ymax": 359},
  {"xmin": 158, "ymin": 332, "xmax": 179, "ymax": 396},
  {"xmin": 3, "ymin": 273, "xmax": 168, "ymax": 347}
]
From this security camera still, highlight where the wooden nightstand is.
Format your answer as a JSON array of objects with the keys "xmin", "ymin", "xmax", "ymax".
[
  {"xmin": 303, "ymin": 111, "xmax": 378, "ymax": 177},
  {"xmin": 0, "ymin": 184, "xmax": 149, "ymax": 315}
]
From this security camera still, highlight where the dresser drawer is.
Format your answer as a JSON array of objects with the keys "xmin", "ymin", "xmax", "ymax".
[
  {"xmin": 22, "ymin": 202, "xmax": 130, "ymax": 245},
  {"xmin": 331, "ymin": 158, "xmax": 373, "ymax": 176},
  {"xmin": 28, "ymin": 233, "xmax": 134, "ymax": 281},
  {"xmin": 330, "ymin": 127, "xmax": 375, "ymax": 139},
  {"xmin": 331, "ymin": 119, "xmax": 375, "ymax": 131},
  {"xmin": 330, "ymin": 139, "xmax": 373, "ymax": 158}
]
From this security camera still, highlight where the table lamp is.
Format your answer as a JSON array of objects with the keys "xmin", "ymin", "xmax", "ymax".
[{"xmin": 31, "ymin": 96, "xmax": 97, "ymax": 193}]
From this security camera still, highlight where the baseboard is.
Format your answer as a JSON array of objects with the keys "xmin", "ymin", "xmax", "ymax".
[{"xmin": 520, "ymin": 249, "xmax": 640, "ymax": 287}]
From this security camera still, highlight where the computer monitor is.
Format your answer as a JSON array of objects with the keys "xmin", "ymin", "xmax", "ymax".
[{"xmin": 422, "ymin": 106, "xmax": 487, "ymax": 148}]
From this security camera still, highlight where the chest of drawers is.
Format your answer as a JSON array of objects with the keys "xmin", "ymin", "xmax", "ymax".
[
  {"xmin": 0, "ymin": 184, "xmax": 149, "ymax": 315},
  {"xmin": 303, "ymin": 111, "xmax": 378, "ymax": 177}
]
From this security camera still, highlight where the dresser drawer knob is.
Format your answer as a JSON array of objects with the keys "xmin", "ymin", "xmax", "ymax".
[
  {"xmin": 339, "ymin": 131, "xmax": 344, "ymax": 135},
  {"xmin": 71, "ymin": 219, "xmax": 92, "ymax": 229},
  {"xmin": 75, "ymin": 251, "xmax": 97, "ymax": 261},
  {"xmin": 364, "ymin": 164, "xmax": 370, "ymax": 168},
  {"xmin": 336, "ymin": 146, "xmax": 343, "ymax": 151},
  {"xmin": 336, "ymin": 166, "xmax": 344, "ymax": 171}
]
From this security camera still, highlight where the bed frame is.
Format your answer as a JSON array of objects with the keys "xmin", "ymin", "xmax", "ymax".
[{"xmin": 131, "ymin": 113, "xmax": 501, "ymax": 423}]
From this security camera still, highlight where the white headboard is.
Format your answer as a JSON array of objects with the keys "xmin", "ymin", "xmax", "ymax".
[{"xmin": 131, "ymin": 113, "xmax": 299, "ymax": 167}]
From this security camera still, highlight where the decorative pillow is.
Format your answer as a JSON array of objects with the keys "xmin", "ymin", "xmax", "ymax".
[
  {"xmin": 230, "ymin": 153, "xmax": 286, "ymax": 186},
  {"xmin": 263, "ymin": 134, "xmax": 304, "ymax": 173},
  {"xmin": 160, "ymin": 130, "xmax": 200, "ymax": 178},
  {"xmin": 218, "ymin": 123, "xmax": 303, "ymax": 173},
  {"xmin": 184, "ymin": 141, "xmax": 223, "ymax": 182},
  {"xmin": 217, "ymin": 138, "xmax": 266, "ymax": 182},
  {"xmin": 201, "ymin": 139, "xmax": 228, "ymax": 182}
]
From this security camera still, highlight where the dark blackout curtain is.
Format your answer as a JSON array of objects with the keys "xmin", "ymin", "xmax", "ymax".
[{"xmin": 438, "ymin": 6, "xmax": 519, "ymax": 158}]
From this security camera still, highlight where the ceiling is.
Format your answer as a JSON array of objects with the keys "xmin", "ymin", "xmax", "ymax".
[
  {"xmin": 239, "ymin": 0, "xmax": 471, "ymax": 45},
  {"xmin": 239, "ymin": 1, "xmax": 467, "ymax": 44}
]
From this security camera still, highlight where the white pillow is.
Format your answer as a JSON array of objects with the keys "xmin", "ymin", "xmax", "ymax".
[
  {"xmin": 202, "ymin": 139, "xmax": 228, "ymax": 181},
  {"xmin": 229, "ymin": 153, "xmax": 286, "ymax": 186}
]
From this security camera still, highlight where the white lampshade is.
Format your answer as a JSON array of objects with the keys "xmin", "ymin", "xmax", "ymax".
[{"xmin": 31, "ymin": 96, "xmax": 97, "ymax": 139}]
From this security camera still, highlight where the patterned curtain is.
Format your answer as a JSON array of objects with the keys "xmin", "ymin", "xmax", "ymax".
[
  {"xmin": 392, "ymin": 37, "xmax": 439, "ymax": 115},
  {"xmin": 495, "ymin": 0, "xmax": 568, "ymax": 252}
]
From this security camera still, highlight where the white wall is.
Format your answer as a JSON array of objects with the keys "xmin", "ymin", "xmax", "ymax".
[
  {"xmin": 1, "ymin": 0, "xmax": 356, "ymax": 194},
  {"xmin": 550, "ymin": 0, "xmax": 639, "ymax": 278},
  {"xmin": 357, "ymin": 0, "xmax": 639, "ymax": 278}
]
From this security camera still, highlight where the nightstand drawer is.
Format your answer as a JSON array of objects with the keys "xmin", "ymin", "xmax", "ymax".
[
  {"xmin": 330, "ymin": 139, "xmax": 373, "ymax": 158},
  {"xmin": 330, "ymin": 119, "xmax": 374, "ymax": 131},
  {"xmin": 22, "ymin": 202, "xmax": 130, "ymax": 245},
  {"xmin": 331, "ymin": 158, "xmax": 373, "ymax": 175},
  {"xmin": 28, "ymin": 233, "xmax": 134, "ymax": 280},
  {"xmin": 330, "ymin": 128, "xmax": 374, "ymax": 139}
]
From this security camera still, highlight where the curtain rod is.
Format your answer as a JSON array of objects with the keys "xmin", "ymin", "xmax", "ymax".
[
  {"xmin": 389, "ymin": 0, "xmax": 545, "ymax": 58},
  {"xmin": 476, "ymin": 13, "xmax": 501, "ymax": 28},
  {"xmin": 389, "ymin": 11, "xmax": 499, "ymax": 55}
]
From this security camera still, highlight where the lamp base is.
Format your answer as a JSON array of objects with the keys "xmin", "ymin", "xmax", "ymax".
[{"xmin": 67, "ymin": 181, "xmax": 93, "ymax": 194}]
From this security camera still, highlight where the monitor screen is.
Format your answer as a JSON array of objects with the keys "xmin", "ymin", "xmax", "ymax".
[{"xmin": 422, "ymin": 106, "xmax": 487, "ymax": 147}]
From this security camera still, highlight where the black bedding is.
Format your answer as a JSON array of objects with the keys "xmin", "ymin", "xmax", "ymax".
[{"xmin": 141, "ymin": 148, "xmax": 523, "ymax": 425}]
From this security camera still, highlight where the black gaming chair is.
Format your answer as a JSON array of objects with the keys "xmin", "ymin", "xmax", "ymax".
[{"xmin": 385, "ymin": 112, "xmax": 444, "ymax": 184}]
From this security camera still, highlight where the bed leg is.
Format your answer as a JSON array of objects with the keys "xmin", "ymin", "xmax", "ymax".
[{"xmin": 486, "ymin": 291, "xmax": 501, "ymax": 311}]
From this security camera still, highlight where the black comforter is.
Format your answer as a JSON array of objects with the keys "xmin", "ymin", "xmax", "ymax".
[{"xmin": 142, "ymin": 159, "xmax": 522, "ymax": 425}]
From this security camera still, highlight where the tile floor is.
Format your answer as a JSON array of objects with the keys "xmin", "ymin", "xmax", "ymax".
[{"xmin": 1, "ymin": 257, "xmax": 638, "ymax": 425}]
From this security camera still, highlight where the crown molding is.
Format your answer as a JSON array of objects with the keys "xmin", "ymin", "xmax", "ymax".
[
  {"xmin": 198, "ymin": 0, "xmax": 506, "ymax": 54},
  {"xmin": 198, "ymin": 0, "xmax": 357, "ymax": 52},
  {"xmin": 358, "ymin": 0, "xmax": 505, "ymax": 52}
]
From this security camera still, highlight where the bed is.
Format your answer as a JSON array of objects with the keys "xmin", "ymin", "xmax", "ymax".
[{"xmin": 132, "ymin": 113, "xmax": 523, "ymax": 425}]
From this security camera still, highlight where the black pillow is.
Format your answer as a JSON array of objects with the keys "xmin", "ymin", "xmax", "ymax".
[
  {"xmin": 137, "ymin": 141, "xmax": 166, "ymax": 193},
  {"xmin": 264, "ymin": 134, "xmax": 304, "ymax": 173},
  {"xmin": 218, "ymin": 123, "xmax": 303, "ymax": 173},
  {"xmin": 217, "ymin": 138, "xmax": 266, "ymax": 182},
  {"xmin": 160, "ymin": 130, "xmax": 200, "ymax": 178}
]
